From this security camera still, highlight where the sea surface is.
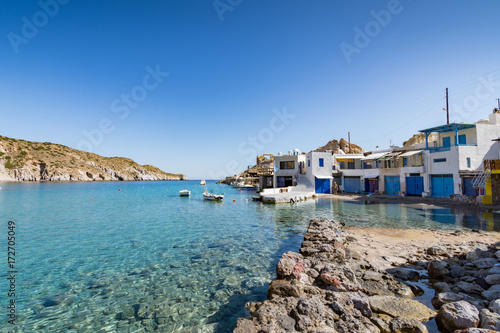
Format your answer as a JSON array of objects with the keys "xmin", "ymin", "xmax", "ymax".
[{"xmin": 1, "ymin": 180, "xmax": 499, "ymax": 332}]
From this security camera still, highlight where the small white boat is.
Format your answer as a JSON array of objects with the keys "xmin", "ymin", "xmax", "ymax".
[
  {"xmin": 200, "ymin": 180, "xmax": 206, "ymax": 185},
  {"xmin": 203, "ymin": 189, "xmax": 224, "ymax": 201},
  {"xmin": 238, "ymin": 184, "xmax": 257, "ymax": 190},
  {"xmin": 179, "ymin": 189, "xmax": 191, "ymax": 197}
]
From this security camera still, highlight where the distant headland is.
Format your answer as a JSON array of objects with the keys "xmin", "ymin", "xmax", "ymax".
[{"xmin": 0, "ymin": 135, "xmax": 187, "ymax": 182}]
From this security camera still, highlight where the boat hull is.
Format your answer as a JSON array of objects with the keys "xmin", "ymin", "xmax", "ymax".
[{"xmin": 203, "ymin": 194, "xmax": 224, "ymax": 201}]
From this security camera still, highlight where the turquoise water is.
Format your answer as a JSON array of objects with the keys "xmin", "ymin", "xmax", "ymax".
[{"xmin": 0, "ymin": 181, "xmax": 499, "ymax": 332}]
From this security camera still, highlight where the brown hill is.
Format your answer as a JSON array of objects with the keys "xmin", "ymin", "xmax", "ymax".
[
  {"xmin": 403, "ymin": 133, "xmax": 438, "ymax": 148},
  {"xmin": 0, "ymin": 135, "xmax": 186, "ymax": 181},
  {"xmin": 315, "ymin": 138, "xmax": 363, "ymax": 154}
]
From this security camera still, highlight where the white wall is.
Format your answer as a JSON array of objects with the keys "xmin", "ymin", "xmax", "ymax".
[
  {"xmin": 305, "ymin": 151, "xmax": 333, "ymax": 190},
  {"xmin": 274, "ymin": 154, "xmax": 305, "ymax": 188}
]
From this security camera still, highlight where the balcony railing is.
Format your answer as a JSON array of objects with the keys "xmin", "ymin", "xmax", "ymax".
[
  {"xmin": 429, "ymin": 144, "xmax": 477, "ymax": 153},
  {"xmin": 429, "ymin": 146, "xmax": 451, "ymax": 153}
]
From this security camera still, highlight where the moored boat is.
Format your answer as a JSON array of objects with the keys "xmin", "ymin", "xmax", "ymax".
[
  {"xmin": 200, "ymin": 180, "xmax": 206, "ymax": 185},
  {"xmin": 203, "ymin": 189, "xmax": 224, "ymax": 201},
  {"xmin": 179, "ymin": 189, "xmax": 191, "ymax": 196}
]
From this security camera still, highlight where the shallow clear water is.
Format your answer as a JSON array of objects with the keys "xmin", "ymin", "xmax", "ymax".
[{"xmin": 0, "ymin": 181, "xmax": 498, "ymax": 332}]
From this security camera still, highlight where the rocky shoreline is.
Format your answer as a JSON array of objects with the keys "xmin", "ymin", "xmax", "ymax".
[{"xmin": 234, "ymin": 219, "xmax": 500, "ymax": 332}]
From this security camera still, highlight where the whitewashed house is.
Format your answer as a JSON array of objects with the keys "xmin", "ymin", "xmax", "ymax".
[
  {"xmin": 419, "ymin": 110, "xmax": 500, "ymax": 197},
  {"xmin": 333, "ymin": 153, "xmax": 365, "ymax": 193},
  {"xmin": 305, "ymin": 151, "xmax": 334, "ymax": 193},
  {"xmin": 272, "ymin": 149, "xmax": 306, "ymax": 190}
]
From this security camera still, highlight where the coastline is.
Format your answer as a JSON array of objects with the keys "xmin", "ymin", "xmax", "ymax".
[
  {"xmin": 234, "ymin": 218, "xmax": 500, "ymax": 332},
  {"xmin": 0, "ymin": 178, "xmax": 187, "ymax": 183},
  {"xmin": 317, "ymin": 193, "xmax": 500, "ymax": 213}
]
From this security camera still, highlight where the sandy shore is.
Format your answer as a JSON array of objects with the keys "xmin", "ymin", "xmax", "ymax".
[
  {"xmin": 345, "ymin": 225, "xmax": 500, "ymax": 272},
  {"xmin": 234, "ymin": 219, "xmax": 500, "ymax": 332}
]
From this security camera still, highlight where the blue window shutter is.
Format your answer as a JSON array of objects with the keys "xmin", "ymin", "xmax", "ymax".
[
  {"xmin": 443, "ymin": 137, "xmax": 451, "ymax": 147},
  {"xmin": 319, "ymin": 158, "xmax": 324, "ymax": 167},
  {"xmin": 458, "ymin": 134, "xmax": 466, "ymax": 145}
]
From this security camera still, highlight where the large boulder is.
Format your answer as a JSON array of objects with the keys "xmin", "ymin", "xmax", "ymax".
[
  {"xmin": 432, "ymin": 292, "xmax": 464, "ymax": 309},
  {"xmin": 428, "ymin": 261, "xmax": 449, "ymax": 279},
  {"xmin": 479, "ymin": 308, "xmax": 500, "ymax": 331},
  {"xmin": 435, "ymin": 301, "xmax": 480, "ymax": 332},
  {"xmin": 276, "ymin": 252, "xmax": 304, "ymax": 279},
  {"xmin": 389, "ymin": 316, "xmax": 428, "ymax": 333},
  {"xmin": 320, "ymin": 263, "xmax": 360, "ymax": 292},
  {"xmin": 368, "ymin": 296, "xmax": 436, "ymax": 321},
  {"xmin": 267, "ymin": 280, "xmax": 301, "ymax": 298}
]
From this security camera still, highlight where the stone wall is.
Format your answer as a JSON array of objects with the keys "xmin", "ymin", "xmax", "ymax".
[{"xmin": 234, "ymin": 219, "xmax": 500, "ymax": 333}]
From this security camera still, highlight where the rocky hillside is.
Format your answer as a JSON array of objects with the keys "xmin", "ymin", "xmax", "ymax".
[
  {"xmin": 403, "ymin": 133, "xmax": 438, "ymax": 148},
  {"xmin": 0, "ymin": 135, "xmax": 187, "ymax": 182},
  {"xmin": 315, "ymin": 138, "xmax": 363, "ymax": 154}
]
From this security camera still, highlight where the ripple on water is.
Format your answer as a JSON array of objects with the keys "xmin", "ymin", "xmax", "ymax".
[{"xmin": 1, "ymin": 181, "xmax": 499, "ymax": 332}]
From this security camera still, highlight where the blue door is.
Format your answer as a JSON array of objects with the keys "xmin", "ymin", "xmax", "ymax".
[
  {"xmin": 344, "ymin": 177, "xmax": 360, "ymax": 193},
  {"xmin": 431, "ymin": 175, "xmax": 454, "ymax": 197},
  {"xmin": 463, "ymin": 177, "xmax": 476, "ymax": 196},
  {"xmin": 315, "ymin": 178, "xmax": 331, "ymax": 193},
  {"xmin": 406, "ymin": 176, "xmax": 424, "ymax": 196},
  {"xmin": 385, "ymin": 176, "xmax": 400, "ymax": 195},
  {"xmin": 365, "ymin": 179, "xmax": 378, "ymax": 193}
]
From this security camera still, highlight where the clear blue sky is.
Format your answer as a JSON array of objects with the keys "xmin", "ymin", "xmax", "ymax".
[{"xmin": 1, "ymin": 1, "xmax": 499, "ymax": 179}]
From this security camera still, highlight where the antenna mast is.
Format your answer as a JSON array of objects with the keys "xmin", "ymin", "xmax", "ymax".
[{"xmin": 446, "ymin": 88, "xmax": 449, "ymax": 124}]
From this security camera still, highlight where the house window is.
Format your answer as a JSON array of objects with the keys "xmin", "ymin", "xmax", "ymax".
[
  {"xmin": 279, "ymin": 161, "xmax": 295, "ymax": 170},
  {"xmin": 442, "ymin": 137, "xmax": 451, "ymax": 147},
  {"xmin": 347, "ymin": 162, "xmax": 355, "ymax": 169},
  {"xmin": 319, "ymin": 158, "xmax": 324, "ymax": 167},
  {"xmin": 433, "ymin": 158, "xmax": 446, "ymax": 163},
  {"xmin": 339, "ymin": 162, "xmax": 345, "ymax": 169},
  {"xmin": 458, "ymin": 134, "xmax": 466, "ymax": 145},
  {"xmin": 307, "ymin": 160, "xmax": 310, "ymax": 167},
  {"xmin": 467, "ymin": 157, "xmax": 471, "ymax": 168},
  {"xmin": 403, "ymin": 157, "xmax": 407, "ymax": 166}
]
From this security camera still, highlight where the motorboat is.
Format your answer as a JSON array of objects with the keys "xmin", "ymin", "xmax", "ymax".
[
  {"xmin": 179, "ymin": 189, "xmax": 191, "ymax": 196},
  {"xmin": 203, "ymin": 189, "xmax": 224, "ymax": 201},
  {"xmin": 238, "ymin": 184, "xmax": 257, "ymax": 190},
  {"xmin": 200, "ymin": 180, "xmax": 206, "ymax": 185}
]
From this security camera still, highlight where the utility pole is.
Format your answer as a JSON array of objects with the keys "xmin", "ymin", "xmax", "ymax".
[
  {"xmin": 497, "ymin": 98, "xmax": 500, "ymax": 109},
  {"xmin": 348, "ymin": 132, "xmax": 351, "ymax": 153},
  {"xmin": 446, "ymin": 88, "xmax": 449, "ymax": 124}
]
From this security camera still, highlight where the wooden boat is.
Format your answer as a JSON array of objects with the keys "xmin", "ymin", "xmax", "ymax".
[
  {"xmin": 179, "ymin": 189, "xmax": 191, "ymax": 196},
  {"xmin": 200, "ymin": 180, "xmax": 206, "ymax": 185},
  {"xmin": 203, "ymin": 189, "xmax": 224, "ymax": 201}
]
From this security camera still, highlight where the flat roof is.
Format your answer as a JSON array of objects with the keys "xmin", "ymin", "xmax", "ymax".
[
  {"xmin": 399, "ymin": 150, "xmax": 423, "ymax": 157},
  {"xmin": 419, "ymin": 123, "xmax": 476, "ymax": 134},
  {"xmin": 361, "ymin": 152, "xmax": 388, "ymax": 161}
]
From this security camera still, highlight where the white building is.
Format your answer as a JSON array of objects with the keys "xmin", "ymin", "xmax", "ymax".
[
  {"xmin": 273, "ymin": 149, "xmax": 306, "ymax": 189},
  {"xmin": 419, "ymin": 111, "xmax": 500, "ymax": 197},
  {"xmin": 305, "ymin": 151, "xmax": 333, "ymax": 193}
]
